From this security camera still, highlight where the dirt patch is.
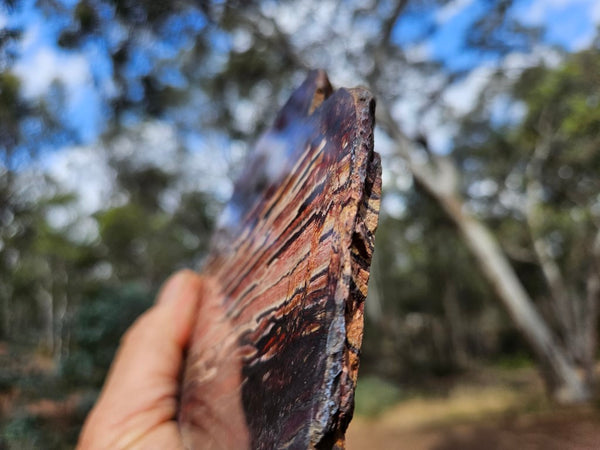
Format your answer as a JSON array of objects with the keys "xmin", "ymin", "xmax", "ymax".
[
  {"xmin": 347, "ymin": 367, "xmax": 600, "ymax": 450},
  {"xmin": 347, "ymin": 406, "xmax": 600, "ymax": 449}
]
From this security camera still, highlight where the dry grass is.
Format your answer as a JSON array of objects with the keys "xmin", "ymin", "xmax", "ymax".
[{"xmin": 346, "ymin": 367, "xmax": 600, "ymax": 450}]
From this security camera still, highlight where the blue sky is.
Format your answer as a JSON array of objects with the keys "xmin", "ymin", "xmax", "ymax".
[
  {"xmin": 514, "ymin": 0, "xmax": 600, "ymax": 50},
  {"xmin": 3, "ymin": 0, "xmax": 206, "ymax": 148},
  {"xmin": 393, "ymin": 0, "xmax": 600, "ymax": 71},
  {"xmin": 3, "ymin": 0, "xmax": 599, "ymax": 223},
  {"xmin": 3, "ymin": 0, "xmax": 600, "ymax": 148},
  {"xmin": 7, "ymin": 1, "xmax": 103, "ymax": 143}
]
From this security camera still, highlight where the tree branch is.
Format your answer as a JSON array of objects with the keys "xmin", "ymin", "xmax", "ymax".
[
  {"xmin": 381, "ymin": 0, "xmax": 410, "ymax": 46},
  {"xmin": 523, "ymin": 131, "xmax": 578, "ymax": 349},
  {"xmin": 583, "ymin": 228, "xmax": 600, "ymax": 381},
  {"xmin": 377, "ymin": 98, "xmax": 588, "ymax": 402}
]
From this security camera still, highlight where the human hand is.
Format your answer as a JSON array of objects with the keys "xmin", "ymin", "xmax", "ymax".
[{"xmin": 78, "ymin": 270, "xmax": 204, "ymax": 450}]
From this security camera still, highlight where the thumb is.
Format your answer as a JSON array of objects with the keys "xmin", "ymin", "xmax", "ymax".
[{"xmin": 79, "ymin": 270, "xmax": 204, "ymax": 449}]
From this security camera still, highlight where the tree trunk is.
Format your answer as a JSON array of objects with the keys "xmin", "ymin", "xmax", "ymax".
[
  {"xmin": 422, "ymin": 176, "xmax": 589, "ymax": 402},
  {"xmin": 1, "ymin": 284, "xmax": 10, "ymax": 339},
  {"xmin": 582, "ymin": 230, "xmax": 600, "ymax": 387},
  {"xmin": 377, "ymin": 103, "xmax": 589, "ymax": 403},
  {"xmin": 53, "ymin": 264, "xmax": 69, "ymax": 367},
  {"xmin": 440, "ymin": 191, "xmax": 588, "ymax": 403},
  {"xmin": 37, "ymin": 288, "xmax": 54, "ymax": 355},
  {"xmin": 524, "ymin": 136, "xmax": 593, "ymax": 372},
  {"xmin": 442, "ymin": 281, "xmax": 469, "ymax": 368}
]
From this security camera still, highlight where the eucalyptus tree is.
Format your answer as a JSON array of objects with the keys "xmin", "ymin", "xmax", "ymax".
[{"xmin": 4, "ymin": 0, "xmax": 597, "ymax": 401}]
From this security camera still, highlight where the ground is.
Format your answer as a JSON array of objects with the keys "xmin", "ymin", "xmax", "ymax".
[
  {"xmin": 347, "ymin": 406, "xmax": 600, "ymax": 449},
  {"xmin": 2, "ymin": 341, "xmax": 600, "ymax": 449},
  {"xmin": 346, "ymin": 367, "xmax": 600, "ymax": 449}
]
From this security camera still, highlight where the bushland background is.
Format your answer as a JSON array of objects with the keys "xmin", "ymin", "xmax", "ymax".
[{"xmin": 2, "ymin": 1, "xmax": 600, "ymax": 448}]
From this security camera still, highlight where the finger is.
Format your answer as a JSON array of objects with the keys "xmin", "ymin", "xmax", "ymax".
[{"xmin": 79, "ymin": 270, "xmax": 204, "ymax": 449}]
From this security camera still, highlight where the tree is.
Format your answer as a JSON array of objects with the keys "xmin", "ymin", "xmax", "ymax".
[
  {"xmin": 453, "ymin": 49, "xmax": 600, "ymax": 399},
  {"xmin": 3, "ymin": 0, "xmax": 599, "ymax": 404}
]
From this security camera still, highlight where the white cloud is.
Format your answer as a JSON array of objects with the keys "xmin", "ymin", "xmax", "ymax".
[
  {"xmin": 44, "ymin": 145, "xmax": 115, "ymax": 215},
  {"xmin": 443, "ymin": 65, "xmax": 494, "ymax": 115},
  {"xmin": 39, "ymin": 120, "xmax": 236, "ymax": 228},
  {"xmin": 405, "ymin": 42, "xmax": 432, "ymax": 63},
  {"xmin": 0, "ymin": 10, "xmax": 7, "ymax": 29},
  {"xmin": 14, "ymin": 46, "xmax": 91, "ymax": 98},
  {"xmin": 428, "ymin": 124, "xmax": 455, "ymax": 154},
  {"xmin": 111, "ymin": 121, "xmax": 236, "ymax": 203},
  {"xmin": 594, "ymin": 2, "xmax": 600, "ymax": 23},
  {"xmin": 502, "ymin": 52, "xmax": 536, "ymax": 76},
  {"xmin": 502, "ymin": 47, "xmax": 562, "ymax": 78},
  {"xmin": 382, "ymin": 193, "xmax": 406, "ymax": 219},
  {"xmin": 231, "ymin": 28, "xmax": 254, "ymax": 53},
  {"xmin": 13, "ymin": 12, "xmax": 91, "ymax": 97},
  {"xmin": 11, "ymin": 144, "xmax": 115, "ymax": 242},
  {"xmin": 111, "ymin": 121, "xmax": 179, "ymax": 172},
  {"xmin": 520, "ymin": 0, "xmax": 583, "ymax": 25},
  {"xmin": 181, "ymin": 137, "xmax": 237, "ymax": 201},
  {"xmin": 520, "ymin": 0, "xmax": 597, "ymax": 26},
  {"xmin": 10, "ymin": 14, "xmax": 101, "ymax": 139},
  {"xmin": 468, "ymin": 179, "xmax": 498, "ymax": 198},
  {"xmin": 571, "ymin": 30, "xmax": 596, "ymax": 51},
  {"xmin": 18, "ymin": 19, "xmax": 42, "ymax": 50},
  {"xmin": 374, "ymin": 128, "xmax": 395, "ymax": 158},
  {"xmin": 436, "ymin": 0, "xmax": 474, "ymax": 24},
  {"xmin": 519, "ymin": 0, "xmax": 545, "ymax": 25},
  {"xmin": 270, "ymin": 2, "xmax": 311, "ymax": 34},
  {"xmin": 489, "ymin": 94, "xmax": 526, "ymax": 127}
]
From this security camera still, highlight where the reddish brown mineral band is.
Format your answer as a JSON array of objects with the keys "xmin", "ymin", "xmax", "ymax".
[{"xmin": 179, "ymin": 70, "xmax": 381, "ymax": 450}]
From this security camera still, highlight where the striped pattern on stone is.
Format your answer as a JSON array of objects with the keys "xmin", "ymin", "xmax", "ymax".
[{"xmin": 179, "ymin": 70, "xmax": 381, "ymax": 450}]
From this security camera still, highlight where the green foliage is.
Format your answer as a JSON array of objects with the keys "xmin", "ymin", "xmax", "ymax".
[
  {"xmin": 457, "ymin": 48, "xmax": 600, "ymax": 283},
  {"xmin": 453, "ymin": 49, "xmax": 600, "ymax": 384},
  {"xmin": 362, "ymin": 191, "xmax": 500, "ymax": 381},
  {"xmin": 62, "ymin": 283, "xmax": 152, "ymax": 388},
  {"xmin": 354, "ymin": 375, "xmax": 404, "ymax": 417},
  {"xmin": 0, "ymin": 71, "xmax": 25, "ymax": 152},
  {"xmin": 492, "ymin": 352, "xmax": 534, "ymax": 370},
  {"xmin": 1, "ymin": 0, "xmax": 600, "ymax": 445},
  {"xmin": 516, "ymin": 51, "xmax": 600, "ymax": 139},
  {"xmin": 2, "ymin": 415, "xmax": 46, "ymax": 450}
]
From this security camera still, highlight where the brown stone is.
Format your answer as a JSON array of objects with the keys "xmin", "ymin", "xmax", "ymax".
[{"xmin": 179, "ymin": 70, "xmax": 381, "ymax": 450}]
